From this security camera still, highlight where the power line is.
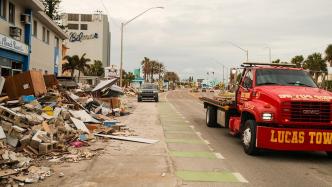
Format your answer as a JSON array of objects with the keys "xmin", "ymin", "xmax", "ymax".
[{"xmin": 100, "ymin": 0, "xmax": 121, "ymax": 29}]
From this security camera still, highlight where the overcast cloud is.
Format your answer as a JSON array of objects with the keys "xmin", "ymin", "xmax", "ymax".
[{"xmin": 61, "ymin": 0, "xmax": 332, "ymax": 80}]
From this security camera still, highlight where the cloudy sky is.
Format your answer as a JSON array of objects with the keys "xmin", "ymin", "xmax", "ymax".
[{"xmin": 61, "ymin": 0, "xmax": 332, "ymax": 80}]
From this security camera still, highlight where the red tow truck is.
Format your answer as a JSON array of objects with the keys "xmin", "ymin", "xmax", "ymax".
[{"xmin": 200, "ymin": 62, "xmax": 332, "ymax": 157}]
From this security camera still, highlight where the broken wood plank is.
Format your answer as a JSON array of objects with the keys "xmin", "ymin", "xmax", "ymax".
[
  {"xmin": 0, "ymin": 169, "xmax": 18, "ymax": 177},
  {"xmin": 93, "ymin": 133, "xmax": 159, "ymax": 144}
]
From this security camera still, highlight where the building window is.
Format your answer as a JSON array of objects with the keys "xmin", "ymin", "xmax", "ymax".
[
  {"xmin": 68, "ymin": 14, "xmax": 79, "ymax": 21},
  {"xmin": 81, "ymin": 14, "xmax": 92, "ymax": 22},
  {"xmin": 80, "ymin": 24, "xmax": 88, "ymax": 30},
  {"xmin": 68, "ymin": 23, "xmax": 79, "ymax": 30},
  {"xmin": 8, "ymin": 2, "xmax": 14, "ymax": 24},
  {"xmin": 46, "ymin": 30, "xmax": 50, "ymax": 44},
  {"xmin": 55, "ymin": 37, "xmax": 59, "ymax": 48},
  {"xmin": 0, "ymin": 0, "xmax": 3, "ymax": 18},
  {"xmin": 1, "ymin": 0, "xmax": 7, "ymax": 18},
  {"xmin": 33, "ymin": 20, "xmax": 37, "ymax": 37},
  {"xmin": 42, "ymin": 27, "xmax": 46, "ymax": 42}
]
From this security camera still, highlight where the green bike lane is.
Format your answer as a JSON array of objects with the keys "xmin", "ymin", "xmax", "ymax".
[{"xmin": 158, "ymin": 99, "xmax": 248, "ymax": 186}]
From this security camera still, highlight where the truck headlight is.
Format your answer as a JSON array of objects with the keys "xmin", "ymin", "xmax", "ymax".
[{"xmin": 262, "ymin": 113, "xmax": 273, "ymax": 121}]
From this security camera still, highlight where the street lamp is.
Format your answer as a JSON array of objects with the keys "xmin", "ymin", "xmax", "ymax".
[
  {"xmin": 264, "ymin": 47, "xmax": 272, "ymax": 63},
  {"xmin": 119, "ymin": 6, "xmax": 164, "ymax": 87},
  {"xmin": 222, "ymin": 41, "xmax": 249, "ymax": 62}
]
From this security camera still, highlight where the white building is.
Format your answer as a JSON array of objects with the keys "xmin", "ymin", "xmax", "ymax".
[
  {"xmin": 0, "ymin": 0, "xmax": 67, "ymax": 76},
  {"xmin": 62, "ymin": 13, "xmax": 110, "ymax": 67}
]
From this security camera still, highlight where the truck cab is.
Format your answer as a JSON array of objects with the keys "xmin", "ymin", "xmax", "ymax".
[{"xmin": 202, "ymin": 63, "xmax": 332, "ymax": 157}]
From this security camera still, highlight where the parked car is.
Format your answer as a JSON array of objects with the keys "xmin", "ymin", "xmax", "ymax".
[{"xmin": 138, "ymin": 83, "xmax": 159, "ymax": 102}]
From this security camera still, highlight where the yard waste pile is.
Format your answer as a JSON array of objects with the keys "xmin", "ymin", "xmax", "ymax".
[{"xmin": 0, "ymin": 71, "xmax": 140, "ymax": 186}]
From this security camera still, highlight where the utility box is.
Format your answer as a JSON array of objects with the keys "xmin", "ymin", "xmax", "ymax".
[{"xmin": 4, "ymin": 71, "xmax": 47, "ymax": 99}]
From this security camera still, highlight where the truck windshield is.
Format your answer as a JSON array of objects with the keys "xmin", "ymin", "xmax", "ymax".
[{"xmin": 256, "ymin": 69, "xmax": 317, "ymax": 88}]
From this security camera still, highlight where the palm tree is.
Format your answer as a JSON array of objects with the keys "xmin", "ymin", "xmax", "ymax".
[
  {"xmin": 291, "ymin": 55, "xmax": 304, "ymax": 68},
  {"xmin": 62, "ymin": 55, "xmax": 79, "ymax": 78},
  {"xmin": 303, "ymin": 53, "xmax": 327, "ymax": 82},
  {"xmin": 141, "ymin": 57, "xmax": 151, "ymax": 82},
  {"xmin": 325, "ymin": 44, "xmax": 332, "ymax": 67},
  {"xmin": 150, "ymin": 60, "xmax": 159, "ymax": 82},
  {"xmin": 77, "ymin": 53, "xmax": 91, "ymax": 82},
  {"xmin": 156, "ymin": 62, "xmax": 165, "ymax": 80},
  {"xmin": 88, "ymin": 60, "xmax": 104, "ymax": 76}
]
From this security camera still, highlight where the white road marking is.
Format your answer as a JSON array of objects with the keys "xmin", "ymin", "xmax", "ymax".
[
  {"xmin": 214, "ymin": 153, "xmax": 225, "ymax": 159},
  {"xmin": 195, "ymin": 132, "xmax": 202, "ymax": 136},
  {"xmin": 185, "ymin": 121, "xmax": 190, "ymax": 123},
  {"xmin": 233, "ymin": 172, "xmax": 249, "ymax": 183},
  {"xmin": 189, "ymin": 125, "xmax": 195, "ymax": 129},
  {"xmin": 204, "ymin": 140, "xmax": 210, "ymax": 145},
  {"xmin": 207, "ymin": 145, "xmax": 214, "ymax": 151}
]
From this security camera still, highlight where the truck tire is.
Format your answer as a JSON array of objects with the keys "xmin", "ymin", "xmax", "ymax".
[
  {"xmin": 326, "ymin": 152, "xmax": 332, "ymax": 158},
  {"xmin": 206, "ymin": 106, "xmax": 218, "ymax": 128},
  {"xmin": 155, "ymin": 97, "xmax": 159, "ymax": 102},
  {"xmin": 241, "ymin": 119, "xmax": 259, "ymax": 155},
  {"xmin": 137, "ymin": 97, "xmax": 142, "ymax": 102}
]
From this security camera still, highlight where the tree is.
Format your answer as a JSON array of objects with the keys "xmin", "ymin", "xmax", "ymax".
[
  {"xmin": 150, "ymin": 60, "xmax": 158, "ymax": 82},
  {"xmin": 141, "ymin": 57, "xmax": 151, "ymax": 82},
  {"xmin": 325, "ymin": 44, "xmax": 332, "ymax": 67},
  {"xmin": 62, "ymin": 55, "xmax": 79, "ymax": 78},
  {"xmin": 156, "ymin": 62, "xmax": 165, "ymax": 80},
  {"xmin": 272, "ymin": 59, "xmax": 280, "ymax": 64},
  {"xmin": 87, "ymin": 60, "xmax": 104, "ymax": 76},
  {"xmin": 291, "ymin": 55, "xmax": 304, "ymax": 68},
  {"xmin": 121, "ymin": 70, "xmax": 135, "ymax": 87},
  {"xmin": 76, "ymin": 53, "xmax": 91, "ymax": 82},
  {"xmin": 303, "ymin": 53, "xmax": 327, "ymax": 82},
  {"xmin": 164, "ymin": 72, "xmax": 179, "ymax": 82},
  {"xmin": 42, "ymin": 0, "xmax": 61, "ymax": 20}
]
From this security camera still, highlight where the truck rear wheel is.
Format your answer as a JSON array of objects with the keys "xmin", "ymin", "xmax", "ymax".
[
  {"xmin": 241, "ymin": 120, "xmax": 259, "ymax": 155},
  {"xmin": 206, "ymin": 106, "xmax": 218, "ymax": 128},
  {"xmin": 326, "ymin": 152, "xmax": 332, "ymax": 158}
]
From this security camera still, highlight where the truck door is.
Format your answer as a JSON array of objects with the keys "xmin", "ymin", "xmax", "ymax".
[{"xmin": 236, "ymin": 69, "xmax": 253, "ymax": 109}]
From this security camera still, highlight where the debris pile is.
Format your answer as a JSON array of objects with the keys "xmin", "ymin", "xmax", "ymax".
[{"xmin": 0, "ymin": 71, "xmax": 139, "ymax": 186}]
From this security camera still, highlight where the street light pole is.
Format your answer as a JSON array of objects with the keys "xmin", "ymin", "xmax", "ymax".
[
  {"xmin": 264, "ymin": 47, "xmax": 272, "ymax": 63},
  {"xmin": 119, "ymin": 7, "xmax": 164, "ymax": 87},
  {"xmin": 223, "ymin": 41, "xmax": 249, "ymax": 62}
]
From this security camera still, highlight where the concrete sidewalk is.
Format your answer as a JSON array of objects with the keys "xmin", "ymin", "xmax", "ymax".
[{"xmin": 36, "ymin": 99, "xmax": 177, "ymax": 187}]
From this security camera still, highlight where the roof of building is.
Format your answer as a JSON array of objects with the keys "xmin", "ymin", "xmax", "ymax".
[
  {"xmin": 34, "ymin": 11, "xmax": 68, "ymax": 40},
  {"xmin": 17, "ymin": 0, "xmax": 44, "ymax": 12}
]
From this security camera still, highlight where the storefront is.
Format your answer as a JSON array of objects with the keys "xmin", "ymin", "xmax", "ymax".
[{"xmin": 0, "ymin": 33, "xmax": 29, "ymax": 77}]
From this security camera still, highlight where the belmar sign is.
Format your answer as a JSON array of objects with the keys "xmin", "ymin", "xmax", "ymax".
[
  {"xmin": 69, "ymin": 32, "xmax": 99, "ymax": 42},
  {"xmin": 0, "ymin": 34, "xmax": 29, "ymax": 55}
]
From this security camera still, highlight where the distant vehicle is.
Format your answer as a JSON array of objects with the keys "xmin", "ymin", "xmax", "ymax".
[
  {"xmin": 201, "ymin": 84, "xmax": 209, "ymax": 92},
  {"xmin": 138, "ymin": 83, "xmax": 159, "ymax": 102}
]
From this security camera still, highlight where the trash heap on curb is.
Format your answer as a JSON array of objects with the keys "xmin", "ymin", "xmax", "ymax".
[{"xmin": 0, "ymin": 71, "xmax": 139, "ymax": 186}]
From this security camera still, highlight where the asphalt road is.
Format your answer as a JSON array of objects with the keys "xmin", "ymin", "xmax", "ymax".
[{"xmin": 165, "ymin": 89, "xmax": 332, "ymax": 187}]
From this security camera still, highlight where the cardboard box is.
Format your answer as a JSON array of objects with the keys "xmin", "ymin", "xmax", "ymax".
[
  {"xmin": 43, "ymin": 74, "xmax": 58, "ymax": 88},
  {"xmin": 4, "ymin": 71, "xmax": 47, "ymax": 99}
]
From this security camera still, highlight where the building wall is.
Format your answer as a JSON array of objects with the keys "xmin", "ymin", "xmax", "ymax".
[
  {"xmin": 30, "ymin": 18, "xmax": 63, "ymax": 74},
  {"xmin": 0, "ymin": 0, "xmax": 66, "ymax": 76},
  {"xmin": 63, "ymin": 13, "xmax": 110, "ymax": 67},
  {"xmin": 0, "ymin": 2, "xmax": 26, "ymax": 43}
]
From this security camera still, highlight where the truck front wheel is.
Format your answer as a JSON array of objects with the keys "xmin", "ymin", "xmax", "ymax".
[
  {"xmin": 206, "ymin": 106, "xmax": 218, "ymax": 128},
  {"xmin": 241, "ymin": 120, "xmax": 259, "ymax": 155}
]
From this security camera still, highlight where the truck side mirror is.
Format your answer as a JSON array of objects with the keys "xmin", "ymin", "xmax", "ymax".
[{"xmin": 243, "ymin": 78, "xmax": 252, "ymax": 89}]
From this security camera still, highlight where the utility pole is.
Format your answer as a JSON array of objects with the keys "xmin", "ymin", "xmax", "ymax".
[
  {"xmin": 222, "ymin": 65, "xmax": 225, "ymax": 85},
  {"xmin": 119, "ymin": 23, "xmax": 124, "ymax": 87}
]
